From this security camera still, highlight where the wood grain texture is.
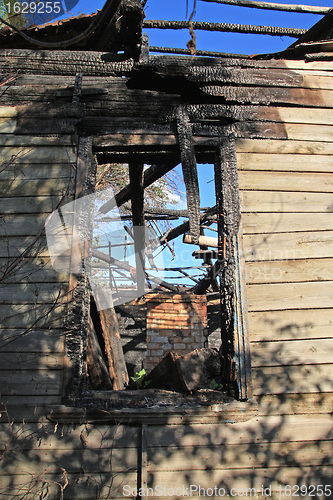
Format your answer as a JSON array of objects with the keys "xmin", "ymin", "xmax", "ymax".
[
  {"xmin": 243, "ymin": 231, "xmax": 333, "ymax": 261},
  {"xmin": 236, "ymin": 139, "xmax": 333, "ymax": 155},
  {"xmin": 242, "ymin": 212, "xmax": 333, "ymax": 234},
  {"xmin": 237, "ymin": 153, "xmax": 333, "ymax": 172},
  {"xmin": 245, "ymin": 258, "xmax": 333, "ymax": 284},
  {"xmin": 251, "ymin": 339, "xmax": 333, "ymax": 367},
  {"xmin": 239, "ymin": 171, "xmax": 333, "ymax": 193},
  {"xmin": 248, "ymin": 308, "xmax": 333, "ymax": 341},
  {"xmin": 240, "ymin": 191, "xmax": 333, "ymax": 213},
  {"xmin": 247, "ymin": 281, "xmax": 333, "ymax": 311}
]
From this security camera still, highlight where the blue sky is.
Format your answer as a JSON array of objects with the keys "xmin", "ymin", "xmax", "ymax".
[{"xmin": 67, "ymin": 0, "xmax": 332, "ymax": 55}]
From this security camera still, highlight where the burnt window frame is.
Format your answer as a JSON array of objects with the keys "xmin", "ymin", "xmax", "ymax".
[{"xmin": 50, "ymin": 131, "xmax": 255, "ymax": 425}]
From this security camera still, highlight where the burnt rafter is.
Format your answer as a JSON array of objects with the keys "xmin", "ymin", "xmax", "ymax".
[{"xmin": 99, "ymin": 161, "xmax": 178, "ymax": 214}]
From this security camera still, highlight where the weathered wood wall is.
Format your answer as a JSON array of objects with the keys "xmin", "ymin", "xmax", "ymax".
[{"xmin": 0, "ymin": 51, "xmax": 332, "ymax": 498}]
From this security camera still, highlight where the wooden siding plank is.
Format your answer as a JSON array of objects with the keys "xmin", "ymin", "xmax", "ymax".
[
  {"xmin": 0, "ymin": 164, "xmax": 73, "ymax": 180},
  {"xmin": 147, "ymin": 441, "xmax": 333, "ymax": 471},
  {"xmin": 242, "ymin": 213, "xmax": 333, "ymax": 234},
  {"xmin": 237, "ymin": 153, "xmax": 333, "ymax": 172},
  {"xmin": 0, "ymin": 330, "xmax": 64, "ymax": 352},
  {"xmin": 0, "ymin": 134, "xmax": 75, "ymax": 146},
  {"xmin": 257, "ymin": 393, "xmax": 333, "ymax": 416},
  {"xmin": 286, "ymin": 123, "xmax": 333, "ymax": 142},
  {"xmin": 0, "ymin": 259, "xmax": 69, "ymax": 283},
  {"xmin": 0, "ymin": 370, "xmax": 62, "ymax": 396},
  {"xmin": 253, "ymin": 364, "xmax": 333, "ymax": 395},
  {"xmin": 0, "ymin": 283, "xmax": 68, "ymax": 304},
  {"xmin": 245, "ymin": 258, "xmax": 333, "ymax": 284},
  {"xmin": 0, "ymin": 304, "xmax": 66, "ymax": 329},
  {"xmin": 247, "ymin": 281, "xmax": 333, "ymax": 311},
  {"xmin": 243, "ymin": 231, "xmax": 333, "ymax": 261},
  {"xmin": 0, "ymin": 423, "xmax": 140, "ymax": 450},
  {"xmin": 0, "ymin": 178, "xmax": 74, "ymax": 197},
  {"xmin": 0, "ymin": 146, "xmax": 76, "ymax": 163},
  {"xmin": 241, "ymin": 191, "xmax": 333, "ymax": 213},
  {"xmin": 248, "ymin": 309, "xmax": 333, "ymax": 342},
  {"xmin": 251, "ymin": 339, "xmax": 333, "ymax": 367},
  {"xmin": 0, "ymin": 353, "xmax": 63, "ymax": 370},
  {"xmin": 236, "ymin": 139, "xmax": 333, "ymax": 155},
  {"xmin": 0, "ymin": 195, "xmax": 74, "ymax": 214},
  {"xmin": 146, "ymin": 414, "xmax": 333, "ymax": 446},
  {"xmin": 239, "ymin": 171, "xmax": 333, "ymax": 193},
  {"xmin": 146, "ymin": 467, "xmax": 333, "ymax": 494}
]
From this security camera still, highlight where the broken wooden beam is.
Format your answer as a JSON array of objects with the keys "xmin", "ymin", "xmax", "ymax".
[
  {"xmin": 145, "ymin": 348, "xmax": 221, "ymax": 394},
  {"xmin": 183, "ymin": 233, "xmax": 218, "ymax": 248}
]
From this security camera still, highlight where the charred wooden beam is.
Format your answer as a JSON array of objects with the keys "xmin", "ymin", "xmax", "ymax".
[
  {"xmin": 129, "ymin": 159, "xmax": 145, "ymax": 295},
  {"xmin": 99, "ymin": 162, "xmax": 178, "ymax": 214},
  {"xmin": 143, "ymin": 19, "xmax": 306, "ymax": 38},
  {"xmin": 200, "ymin": 0, "xmax": 331, "ymax": 14},
  {"xmin": 177, "ymin": 106, "xmax": 201, "ymax": 244}
]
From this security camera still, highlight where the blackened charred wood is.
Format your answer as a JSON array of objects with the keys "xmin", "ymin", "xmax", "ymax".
[
  {"xmin": 129, "ymin": 160, "xmax": 145, "ymax": 296},
  {"xmin": 87, "ymin": 315, "xmax": 113, "ymax": 390},
  {"xmin": 176, "ymin": 107, "xmax": 201, "ymax": 244}
]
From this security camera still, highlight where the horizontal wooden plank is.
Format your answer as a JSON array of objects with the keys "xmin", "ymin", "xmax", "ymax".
[
  {"xmin": 147, "ymin": 467, "xmax": 333, "ymax": 494},
  {"xmin": 0, "ymin": 146, "xmax": 76, "ymax": 164},
  {"xmin": 0, "ymin": 163, "xmax": 73, "ymax": 180},
  {"xmin": 239, "ymin": 171, "xmax": 333, "ymax": 193},
  {"xmin": 248, "ymin": 308, "xmax": 333, "ymax": 342},
  {"xmin": 0, "ymin": 118, "xmax": 16, "ymax": 133},
  {"xmin": 286, "ymin": 123, "xmax": 333, "ymax": 142},
  {"xmin": 0, "ymin": 178, "xmax": 74, "ymax": 197},
  {"xmin": 237, "ymin": 153, "xmax": 333, "ymax": 172},
  {"xmin": 257, "ymin": 392, "xmax": 333, "ymax": 416},
  {"xmin": 236, "ymin": 139, "xmax": 333, "ymax": 155},
  {"xmin": 0, "ymin": 303, "xmax": 66, "ymax": 329},
  {"xmin": 245, "ymin": 258, "xmax": 333, "ymax": 284},
  {"xmin": 243, "ymin": 231, "xmax": 333, "ymax": 261},
  {"xmin": 147, "ymin": 414, "xmax": 333, "ymax": 446},
  {"xmin": 0, "ymin": 330, "xmax": 64, "ymax": 353},
  {"xmin": 0, "ymin": 370, "xmax": 62, "ymax": 396},
  {"xmin": 0, "ymin": 472, "xmax": 137, "ymax": 499},
  {"xmin": 0, "ymin": 257, "xmax": 69, "ymax": 283},
  {"xmin": 240, "ymin": 191, "xmax": 333, "ymax": 213},
  {"xmin": 147, "ymin": 440, "xmax": 333, "ymax": 472},
  {"xmin": 0, "ymin": 283, "xmax": 68, "ymax": 304},
  {"xmin": 0, "ymin": 402, "xmax": 60, "ymax": 422},
  {"xmin": 0, "ymin": 422, "xmax": 140, "ymax": 450},
  {"xmin": 0, "ymin": 352, "xmax": 62, "ymax": 370},
  {"xmin": 251, "ymin": 339, "xmax": 333, "ymax": 367},
  {"xmin": 262, "ymin": 106, "xmax": 333, "ymax": 125},
  {"xmin": 242, "ymin": 212, "xmax": 333, "ymax": 234},
  {"xmin": 0, "ymin": 216, "xmax": 51, "ymax": 236},
  {"xmin": 0, "ymin": 195, "xmax": 74, "ymax": 214},
  {"xmin": 1, "ymin": 448, "xmax": 137, "ymax": 475},
  {"xmin": 0, "ymin": 133, "xmax": 75, "ymax": 146},
  {"xmin": 247, "ymin": 281, "xmax": 333, "ymax": 311},
  {"xmin": 253, "ymin": 364, "xmax": 333, "ymax": 395}
]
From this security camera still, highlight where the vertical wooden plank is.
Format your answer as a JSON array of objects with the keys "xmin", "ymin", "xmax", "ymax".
[
  {"xmin": 141, "ymin": 424, "xmax": 148, "ymax": 500},
  {"xmin": 234, "ymin": 226, "xmax": 253, "ymax": 400}
]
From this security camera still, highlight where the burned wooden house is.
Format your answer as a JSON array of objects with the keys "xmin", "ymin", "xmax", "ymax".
[{"xmin": 0, "ymin": 0, "xmax": 332, "ymax": 497}]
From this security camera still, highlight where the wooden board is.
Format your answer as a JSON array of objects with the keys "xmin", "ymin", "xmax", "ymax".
[
  {"xmin": 0, "ymin": 304, "xmax": 66, "ymax": 329},
  {"xmin": 146, "ymin": 414, "xmax": 333, "ymax": 446},
  {"xmin": 239, "ymin": 171, "xmax": 333, "ymax": 193},
  {"xmin": 0, "ymin": 178, "xmax": 74, "ymax": 197},
  {"xmin": 0, "ymin": 163, "xmax": 73, "ymax": 180},
  {"xmin": 240, "ymin": 191, "xmax": 333, "ymax": 213},
  {"xmin": 0, "ymin": 352, "xmax": 62, "ymax": 370},
  {"xmin": 0, "ymin": 146, "xmax": 76, "ymax": 163},
  {"xmin": 0, "ymin": 282, "xmax": 68, "ymax": 304},
  {"xmin": 251, "ymin": 339, "xmax": 333, "ymax": 367},
  {"xmin": 0, "ymin": 195, "xmax": 74, "ymax": 214},
  {"xmin": 245, "ymin": 258, "xmax": 333, "ymax": 284},
  {"xmin": 237, "ymin": 153, "xmax": 333, "ymax": 172},
  {"xmin": 0, "ymin": 258, "xmax": 69, "ymax": 283},
  {"xmin": 0, "ymin": 329, "xmax": 64, "ymax": 353},
  {"xmin": 243, "ymin": 231, "xmax": 333, "ymax": 261},
  {"xmin": 0, "ymin": 370, "xmax": 62, "ymax": 396},
  {"xmin": 247, "ymin": 281, "xmax": 333, "ymax": 311},
  {"xmin": 248, "ymin": 308, "xmax": 333, "ymax": 342},
  {"xmin": 257, "ymin": 393, "xmax": 333, "ymax": 416},
  {"xmin": 253, "ymin": 364, "xmax": 333, "ymax": 395},
  {"xmin": 236, "ymin": 139, "xmax": 333, "ymax": 155},
  {"xmin": 241, "ymin": 212, "xmax": 333, "ymax": 234},
  {"xmin": 147, "ymin": 441, "xmax": 333, "ymax": 471}
]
